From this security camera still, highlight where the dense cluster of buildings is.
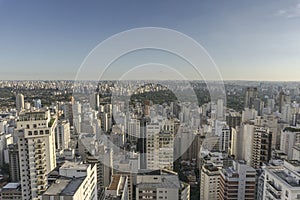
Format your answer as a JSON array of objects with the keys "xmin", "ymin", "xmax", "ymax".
[{"xmin": 0, "ymin": 81, "xmax": 300, "ymax": 200}]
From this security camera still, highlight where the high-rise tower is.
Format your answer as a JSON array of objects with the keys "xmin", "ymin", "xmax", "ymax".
[{"xmin": 16, "ymin": 109, "xmax": 57, "ymax": 200}]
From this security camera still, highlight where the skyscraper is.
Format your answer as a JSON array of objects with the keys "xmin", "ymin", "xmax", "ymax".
[
  {"xmin": 146, "ymin": 123, "xmax": 174, "ymax": 170},
  {"xmin": 16, "ymin": 93, "xmax": 24, "ymax": 113},
  {"xmin": 200, "ymin": 164, "xmax": 220, "ymax": 200},
  {"xmin": 244, "ymin": 87, "xmax": 258, "ymax": 109},
  {"xmin": 8, "ymin": 143, "xmax": 20, "ymax": 182},
  {"xmin": 128, "ymin": 118, "xmax": 140, "ymax": 143},
  {"xmin": 219, "ymin": 160, "xmax": 256, "ymax": 200},
  {"xmin": 55, "ymin": 120, "xmax": 70, "ymax": 150},
  {"xmin": 251, "ymin": 126, "xmax": 272, "ymax": 169},
  {"xmin": 16, "ymin": 109, "xmax": 57, "ymax": 200},
  {"xmin": 280, "ymin": 127, "xmax": 300, "ymax": 160}
]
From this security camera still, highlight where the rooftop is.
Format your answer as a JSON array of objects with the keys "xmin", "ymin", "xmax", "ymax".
[
  {"xmin": 42, "ymin": 177, "xmax": 85, "ymax": 196},
  {"xmin": 60, "ymin": 161, "xmax": 89, "ymax": 171},
  {"xmin": 283, "ymin": 127, "xmax": 300, "ymax": 133},
  {"xmin": 274, "ymin": 171, "xmax": 300, "ymax": 187},
  {"xmin": 137, "ymin": 169, "xmax": 181, "ymax": 189},
  {"xmin": 203, "ymin": 164, "xmax": 219, "ymax": 172},
  {"xmin": 107, "ymin": 175, "xmax": 121, "ymax": 191},
  {"xmin": 2, "ymin": 182, "xmax": 20, "ymax": 190},
  {"xmin": 137, "ymin": 174, "xmax": 181, "ymax": 189}
]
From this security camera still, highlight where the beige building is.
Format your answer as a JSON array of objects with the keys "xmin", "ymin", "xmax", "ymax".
[
  {"xmin": 200, "ymin": 164, "xmax": 220, "ymax": 200},
  {"xmin": 16, "ymin": 110, "xmax": 57, "ymax": 200}
]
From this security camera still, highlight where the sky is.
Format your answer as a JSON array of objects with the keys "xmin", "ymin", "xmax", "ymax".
[{"xmin": 1, "ymin": 0, "xmax": 300, "ymax": 81}]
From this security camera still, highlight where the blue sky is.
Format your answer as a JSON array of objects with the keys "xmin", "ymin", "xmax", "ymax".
[{"xmin": 1, "ymin": 0, "xmax": 300, "ymax": 81}]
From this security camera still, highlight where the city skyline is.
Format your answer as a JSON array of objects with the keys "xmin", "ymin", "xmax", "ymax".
[{"xmin": 1, "ymin": 0, "xmax": 300, "ymax": 81}]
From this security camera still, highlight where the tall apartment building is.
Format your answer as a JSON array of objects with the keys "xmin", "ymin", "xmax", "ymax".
[
  {"xmin": 136, "ymin": 169, "xmax": 190, "ymax": 200},
  {"xmin": 244, "ymin": 87, "xmax": 258, "ymax": 109},
  {"xmin": 200, "ymin": 164, "xmax": 220, "ymax": 200},
  {"xmin": 262, "ymin": 160, "xmax": 300, "ymax": 200},
  {"xmin": 217, "ymin": 99, "xmax": 225, "ymax": 120},
  {"xmin": 146, "ymin": 123, "xmax": 174, "ymax": 170},
  {"xmin": 219, "ymin": 124, "xmax": 231, "ymax": 153},
  {"xmin": 42, "ymin": 162, "xmax": 98, "ymax": 200},
  {"xmin": 146, "ymin": 123, "xmax": 160, "ymax": 170},
  {"xmin": 219, "ymin": 160, "xmax": 256, "ymax": 200},
  {"xmin": 8, "ymin": 143, "xmax": 20, "ymax": 182},
  {"xmin": 280, "ymin": 127, "xmax": 300, "ymax": 160},
  {"xmin": 255, "ymin": 115, "xmax": 279, "ymax": 149},
  {"xmin": 279, "ymin": 91, "xmax": 290, "ymax": 113},
  {"xmin": 86, "ymin": 153, "xmax": 112, "ymax": 198},
  {"xmin": 128, "ymin": 118, "xmax": 140, "ymax": 143},
  {"xmin": 226, "ymin": 110, "xmax": 241, "ymax": 128},
  {"xmin": 55, "ymin": 120, "xmax": 70, "ymax": 150},
  {"xmin": 113, "ymin": 151, "xmax": 140, "ymax": 200},
  {"xmin": 251, "ymin": 126, "xmax": 272, "ymax": 169},
  {"xmin": 16, "ymin": 93, "xmax": 25, "ymax": 113},
  {"xmin": 16, "ymin": 110, "xmax": 57, "ymax": 200},
  {"xmin": 78, "ymin": 133, "xmax": 113, "ymax": 198}
]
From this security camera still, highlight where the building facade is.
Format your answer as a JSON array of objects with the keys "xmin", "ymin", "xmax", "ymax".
[{"xmin": 16, "ymin": 110, "xmax": 57, "ymax": 200}]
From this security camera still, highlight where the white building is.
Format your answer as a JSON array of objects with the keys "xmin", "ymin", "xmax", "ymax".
[
  {"xmin": 263, "ymin": 160, "xmax": 300, "ymax": 200},
  {"xmin": 42, "ymin": 162, "xmax": 98, "ymax": 200},
  {"xmin": 219, "ymin": 160, "xmax": 256, "ymax": 200},
  {"xmin": 128, "ymin": 118, "xmax": 140, "ymax": 143},
  {"xmin": 146, "ymin": 123, "xmax": 160, "ymax": 170},
  {"xmin": 16, "ymin": 110, "xmax": 57, "ymax": 200},
  {"xmin": 55, "ymin": 120, "xmax": 70, "ymax": 150},
  {"xmin": 241, "ymin": 108, "xmax": 257, "ymax": 123},
  {"xmin": 136, "ymin": 169, "xmax": 190, "ymax": 200},
  {"xmin": 146, "ymin": 123, "xmax": 174, "ymax": 170},
  {"xmin": 280, "ymin": 127, "xmax": 300, "ymax": 160},
  {"xmin": 241, "ymin": 123, "xmax": 254, "ymax": 165},
  {"xmin": 292, "ymin": 145, "xmax": 300, "ymax": 160},
  {"xmin": 16, "ymin": 94, "xmax": 24, "ymax": 113},
  {"xmin": 217, "ymin": 99, "xmax": 224, "ymax": 120}
]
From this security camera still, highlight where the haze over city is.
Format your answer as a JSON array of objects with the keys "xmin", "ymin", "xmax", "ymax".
[{"xmin": 2, "ymin": 1, "xmax": 300, "ymax": 200}]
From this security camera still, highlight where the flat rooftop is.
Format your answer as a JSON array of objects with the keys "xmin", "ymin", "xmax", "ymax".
[
  {"xmin": 2, "ymin": 182, "xmax": 20, "ymax": 190},
  {"xmin": 137, "ymin": 175, "xmax": 180, "ymax": 189},
  {"xmin": 274, "ymin": 171, "xmax": 300, "ymax": 187},
  {"xmin": 42, "ymin": 177, "xmax": 85, "ymax": 196},
  {"xmin": 60, "ymin": 161, "xmax": 89, "ymax": 171}
]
